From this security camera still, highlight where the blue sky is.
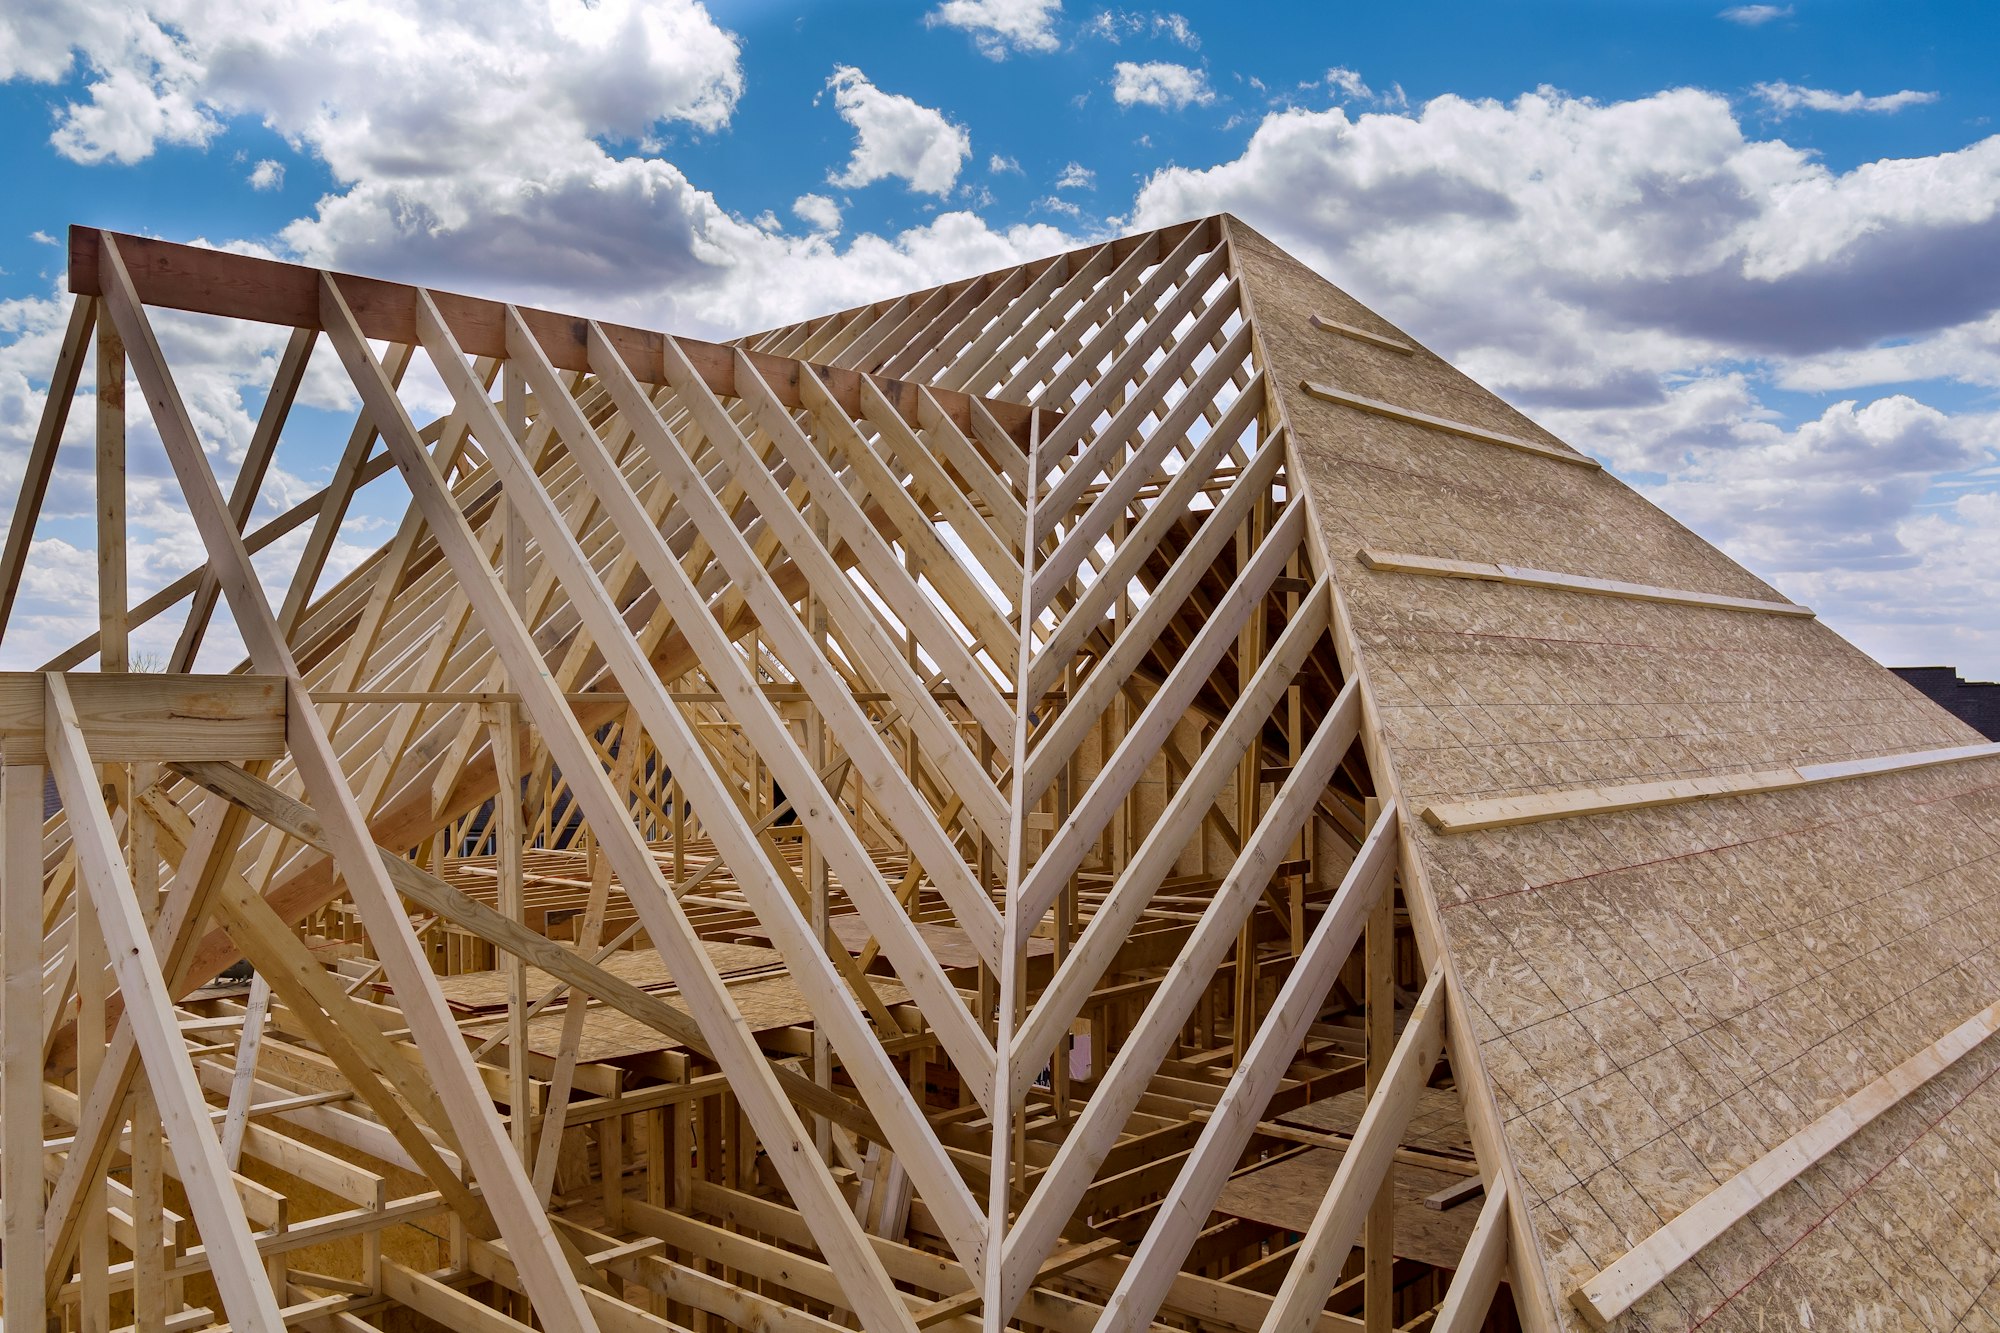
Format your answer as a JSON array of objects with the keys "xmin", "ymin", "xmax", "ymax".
[{"xmin": 0, "ymin": 0, "xmax": 1996, "ymax": 675}]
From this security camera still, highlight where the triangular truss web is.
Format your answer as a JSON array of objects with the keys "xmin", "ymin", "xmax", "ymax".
[{"xmin": 0, "ymin": 218, "xmax": 1576, "ymax": 1328}]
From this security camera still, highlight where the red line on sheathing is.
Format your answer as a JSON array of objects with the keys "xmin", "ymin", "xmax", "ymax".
[
  {"xmin": 1689, "ymin": 1050, "xmax": 2000, "ymax": 1329},
  {"xmin": 1441, "ymin": 777, "xmax": 2000, "ymax": 911},
  {"xmin": 1374, "ymin": 623, "xmax": 1778, "ymax": 659}
]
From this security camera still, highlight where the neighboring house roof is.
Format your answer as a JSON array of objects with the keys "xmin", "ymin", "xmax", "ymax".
[{"xmin": 1895, "ymin": 666, "xmax": 2000, "ymax": 741}]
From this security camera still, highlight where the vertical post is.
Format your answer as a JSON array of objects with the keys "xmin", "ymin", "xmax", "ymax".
[
  {"xmin": 79, "ymin": 312, "xmax": 126, "ymax": 1333},
  {"xmin": 132, "ymin": 780, "xmax": 169, "ymax": 1333},
  {"xmin": 1363, "ymin": 793, "xmax": 1395, "ymax": 1331},
  {"xmin": 1054, "ymin": 663, "xmax": 1075, "ymax": 1121},
  {"xmin": 808, "ymin": 501, "xmax": 832, "ymax": 1161},
  {"xmin": 48, "ymin": 674, "xmax": 288, "ymax": 1330},
  {"xmin": 0, "ymin": 296, "xmax": 95, "ymax": 645},
  {"xmin": 3, "ymin": 759, "xmax": 48, "ymax": 1329},
  {"xmin": 96, "ymin": 316, "xmax": 126, "ymax": 675},
  {"xmin": 498, "ymin": 364, "xmax": 531, "ymax": 1168}
]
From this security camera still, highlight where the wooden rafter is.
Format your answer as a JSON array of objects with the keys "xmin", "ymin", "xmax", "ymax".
[{"xmin": 1, "ymin": 218, "xmax": 1527, "ymax": 1333}]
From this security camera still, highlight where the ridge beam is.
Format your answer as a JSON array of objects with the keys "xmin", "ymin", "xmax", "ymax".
[
  {"xmin": 1422, "ymin": 740, "xmax": 2000, "ymax": 833},
  {"xmin": 1300, "ymin": 381, "xmax": 1601, "ymax": 469},
  {"xmin": 65, "ymin": 226, "xmax": 1041, "ymax": 443},
  {"xmin": 1357, "ymin": 549, "xmax": 1814, "ymax": 618},
  {"xmin": 1574, "ymin": 994, "xmax": 2000, "ymax": 1328}
]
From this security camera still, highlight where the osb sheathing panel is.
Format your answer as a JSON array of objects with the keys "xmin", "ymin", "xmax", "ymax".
[{"xmin": 1231, "ymin": 217, "xmax": 2000, "ymax": 1331}]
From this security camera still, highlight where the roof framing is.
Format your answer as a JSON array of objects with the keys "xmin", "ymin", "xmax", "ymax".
[{"xmin": 6, "ymin": 211, "xmax": 1993, "ymax": 1333}]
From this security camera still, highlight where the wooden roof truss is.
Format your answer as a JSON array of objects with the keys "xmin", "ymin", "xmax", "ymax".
[{"xmin": 0, "ymin": 219, "xmax": 1527, "ymax": 1333}]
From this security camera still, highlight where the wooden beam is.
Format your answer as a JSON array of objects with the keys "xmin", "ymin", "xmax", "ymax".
[
  {"xmin": 1257, "ymin": 966, "xmax": 1447, "ymax": 1333},
  {"xmin": 639, "ymin": 336, "xmax": 1006, "ymax": 960},
  {"xmin": 1100, "ymin": 805, "xmax": 1401, "ymax": 1333},
  {"xmin": 169, "ymin": 326, "xmax": 315, "ymax": 672},
  {"xmin": 985, "ymin": 402, "xmax": 1045, "ymax": 1333},
  {"xmin": 1433, "ymin": 1180, "xmax": 1509, "ymax": 1333},
  {"xmin": 1363, "ymin": 806, "xmax": 1395, "ymax": 1333},
  {"xmin": 1422, "ymin": 740, "xmax": 2000, "ymax": 833},
  {"xmin": 1016, "ymin": 546, "xmax": 1314, "ymax": 933},
  {"xmin": 1012, "ymin": 595, "xmax": 1335, "ymax": 1085},
  {"xmin": 1031, "ymin": 319, "xmax": 1257, "ymax": 602},
  {"xmin": 1299, "ymin": 382, "xmax": 1600, "ymax": 469},
  {"xmin": 996, "ymin": 679, "xmax": 1363, "ymax": 1321},
  {"xmin": 67, "ymin": 226, "xmax": 1039, "ymax": 440},
  {"xmin": 0, "ymin": 672, "xmax": 286, "ymax": 763},
  {"xmin": 98, "ymin": 231, "xmax": 605, "ymax": 1333},
  {"xmin": 1307, "ymin": 314, "xmax": 1414, "ymax": 355},
  {"xmin": 0, "ymin": 296, "xmax": 94, "ymax": 642},
  {"xmin": 1357, "ymin": 548, "xmax": 1813, "ymax": 617},
  {"xmin": 166, "ymin": 760, "xmax": 889, "ymax": 1147},
  {"xmin": 1027, "ymin": 401, "xmax": 1274, "ymax": 707},
  {"xmin": 1573, "ymin": 994, "xmax": 2000, "ymax": 1328},
  {"xmin": 1033, "ymin": 267, "xmax": 1241, "ymax": 533},
  {"xmin": 2, "ymin": 759, "xmax": 48, "ymax": 1326},
  {"xmin": 327, "ymin": 274, "xmax": 923, "ymax": 1331},
  {"xmin": 45, "ymin": 672, "xmax": 289, "ymax": 1329},
  {"xmin": 506, "ymin": 313, "xmax": 991, "ymax": 1265},
  {"xmin": 41, "ymin": 447, "xmax": 406, "ymax": 673},
  {"xmin": 382, "ymin": 1262, "xmax": 534, "ymax": 1333}
]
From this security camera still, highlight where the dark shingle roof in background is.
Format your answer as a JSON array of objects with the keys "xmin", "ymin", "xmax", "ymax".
[{"xmin": 1893, "ymin": 666, "xmax": 2000, "ymax": 740}]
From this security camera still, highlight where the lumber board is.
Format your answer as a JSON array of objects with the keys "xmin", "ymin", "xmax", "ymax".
[
  {"xmin": 1357, "ymin": 547, "xmax": 1814, "ymax": 617},
  {"xmin": 69, "ymin": 227, "xmax": 1039, "ymax": 440},
  {"xmin": 1212, "ymin": 1147, "xmax": 1478, "ymax": 1268},
  {"xmin": 0, "ymin": 672, "xmax": 285, "ymax": 762},
  {"xmin": 1307, "ymin": 313, "xmax": 1415, "ymax": 354},
  {"xmin": 1300, "ymin": 381, "xmax": 1600, "ymax": 468},
  {"xmin": 1572, "ymin": 994, "xmax": 2000, "ymax": 1327},
  {"xmin": 1422, "ymin": 739, "xmax": 2000, "ymax": 832},
  {"xmin": 1432, "ymin": 1180, "xmax": 1509, "ymax": 1333}
]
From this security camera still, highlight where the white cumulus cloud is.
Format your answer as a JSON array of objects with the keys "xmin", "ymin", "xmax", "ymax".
[
  {"xmin": 1752, "ymin": 81, "xmax": 1939, "ymax": 116},
  {"xmin": 7, "ymin": 0, "xmax": 743, "ymax": 169},
  {"xmin": 927, "ymin": 0, "xmax": 1061, "ymax": 57},
  {"xmin": 0, "ymin": 0, "xmax": 1084, "ymax": 665},
  {"xmin": 1131, "ymin": 86, "xmax": 2000, "ymax": 671},
  {"xmin": 1112, "ymin": 60, "xmax": 1214, "ymax": 110},
  {"xmin": 792, "ymin": 192, "xmax": 842, "ymax": 233},
  {"xmin": 825, "ymin": 66, "xmax": 972, "ymax": 196},
  {"xmin": 247, "ymin": 158, "xmax": 284, "ymax": 190},
  {"xmin": 1720, "ymin": 4, "xmax": 1793, "ymax": 24},
  {"xmin": 1326, "ymin": 67, "xmax": 1372, "ymax": 102}
]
